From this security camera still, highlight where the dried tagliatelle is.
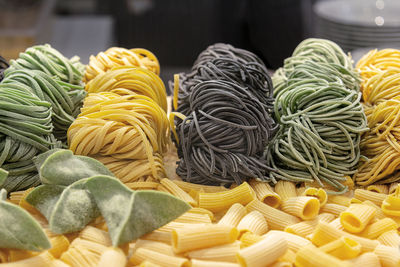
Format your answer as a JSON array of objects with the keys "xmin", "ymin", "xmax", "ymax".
[
  {"xmin": 354, "ymin": 49, "xmax": 400, "ymax": 185},
  {"xmin": 85, "ymin": 66, "xmax": 167, "ymax": 112},
  {"xmin": 84, "ymin": 47, "xmax": 160, "ymax": 82},
  {"xmin": 68, "ymin": 92, "xmax": 170, "ymax": 184}
]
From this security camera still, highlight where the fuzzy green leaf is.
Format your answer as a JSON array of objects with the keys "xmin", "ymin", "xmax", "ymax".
[
  {"xmin": 0, "ymin": 189, "xmax": 50, "ymax": 251},
  {"xmin": 49, "ymin": 179, "xmax": 100, "ymax": 234},
  {"xmin": 86, "ymin": 176, "xmax": 191, "ymax": 246},
  {"xmin": 39, "ymin": 149, "xmax": 114, "ymax": 185},
  {"xmin": 25, "ymin": 184, "xmax": 65, "ymax": 221}
]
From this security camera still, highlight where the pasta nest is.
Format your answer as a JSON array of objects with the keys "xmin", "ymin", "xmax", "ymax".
[
  {"xmin": 355, "ymin": 49, "xmax": 400, "ymax": 185},
  {"xmin": 67, "ymin": 92, "xmax": 170, "ymax": 183},
  {"xmin": 84, "ymin": 47, "xmax": 160, "ymax": 83},
  {"xmin": 85, "ymin": 66, "xmax": 167, "ymax": 112},
  {"xmin": 356, "ymin": 97, "xmax": 400, "ymax": 185}
]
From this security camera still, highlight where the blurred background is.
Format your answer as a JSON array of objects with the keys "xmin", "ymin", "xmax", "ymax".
[{"xmin": 1, "ymin": 0, "xmax": 400, "ymax": 89}]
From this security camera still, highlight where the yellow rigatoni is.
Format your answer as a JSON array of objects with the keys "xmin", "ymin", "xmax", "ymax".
[
  {"xmin": 198, "ymin": 182, "xmax": 255, "ymax": 212},
  {"xmin": 8, "ymin": 250, "xmax": 38, "ymax": 262},
  {"xmin": 340, "ymin": 204, "xmax": 376, "ymax": 233},
  {"xmin": 318, "ymin": 213, "xmax": 336, "ymax": 223},
  {"xmin": 97, "ymin": 248, "xmax": 127, "ymax": 267},
  {"xmin": 1, "ymin": 251, "xmax": 54, "ymax": 267},
  {"xmin": 129, "ymin": 248, "xmax": 189, "ymax": 267},
  {"xmin": 377, "ymin": 229, "xmax": 400, "ymax": 248},
  {"xmin": 246, "ymin": 199, "xmax": 300, "ymax": 230},
  {"xmin": 349, "ymin": 252, "xmax": 381, "ymax": 267},
  {"xmin": 311, "ymin": 222, "xmax": 380, "ymax": 252},
  {"xmin": 172, "ymin": 225, "xmax": 239, "ymax": 254},
  {"xmin": 79, "ymin": 226, "xmax": 112, "ymax": 247},
  {"xmin": 236, "ymin": 231, "xmax": 288, "ymax": 267},
  {"xmin": 237, "ymin": 211, "xmax": 268, "ymax": 235},
  {"xmin": 319, "ymin": 236, "xmax": 361, "ymax": 259},
  {"xmin": 381, "ymin": 185, "xmax": 400, "ymax": 217},
  {"xmin": 141, "ymin": 229, "xmax": 171, "ymax": 244},
  {"xmin": 174, "ymin": 212, "xmax": 212, "ymax": 224},
  {"xmin": 374, "ymin": 244, "xmax": 400, "ymax": 267},
  {"xmin": 187, "ymin": 208, "xmax": 215, "ymax": 222},
  {"xmin": 268, "ymin": 230, "xmax": 312, "ymax": 253},
  {"xmin": 48, "ymin": 235, "xmax": 70, "ymax": 258},
  {"xmin": 328, "ymin": 195, "xmax": 352, "ymax": 207},
  {"xmin": 278, "ymin": 249, "xmax": 296, "ymax": 264},
  {"xmin": 303, "ymin": 187, "xmax": 327, "ymax": 207},
  {"xmin": 160, "ymin": 178, "xmax": 197, "ymax": 206},
  {"xmin": 359, "ymin": 218, "xmax": 397, "ymax": 239},
  {"xmin": 284, "ymin": 220, "xmax": 316, "ymax": 238},
  {"xmin": 274, "ymin": 181, "xmax": 297, "ymax": 201},
  {"xmin": 354, "ymin": 189, "xmax": 387, "ymax": 206},
  {"xmin": 320, "ymin": 203, "xmax": 347, "ymax": 216},
  {"xmin": 367, "ymin": 185, "xmax": 389, "ymax": 194},
  {"xmin": 329, "ymin": 218, "xmax": 344, "ymax": 230},
  {"xmin": 249, "ymin": 180, "xmax": 281, "ymax": 208},
  {"xmin": 134, "ymin": 239, "xmax": 175, "ymax": 256},
  {"xmin": 295, "ymin": 244, "xmax": 351, "ymax": 267},
  {"xmin": 172, "ymin": 180, "xmax": 228, "ymax": 193},
  {"xmin": 190, "ymin": 259, "xmax": 240, "ymax": 267},
  {"xmin": 239, "ymin": 232, "xmax": 263, "ymax": 248},
  {"xmin": 281, "ymin": 196, "xmax": 320, "ymax": 220},
  {"xmin": 186, "ymin": 241, "xmax": 240, "ymax": 262},
  {"xmin": 218, "ymin": 203, "xmax": 247, "ymax": 228},
  {"xmin": 362, "ymin": 200, "xmax": 387, "ymax": 220}
]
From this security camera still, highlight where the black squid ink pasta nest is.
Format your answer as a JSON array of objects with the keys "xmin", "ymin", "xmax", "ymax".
[
  {"xmin": 171, "ymin": 43, "xmax": 278, "ymax": 185},
  {"xmin": 0, "ymin": 56, "xmax": 9, "ymax": 82}
]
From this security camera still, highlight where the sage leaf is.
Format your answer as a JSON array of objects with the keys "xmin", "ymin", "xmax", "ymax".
[
  {"xmin": 40, "ymin": 149, "xmax": 114, "ymax": 185},
  {"xmin": 0, "ymin": 189, "xmax": 50, "ymax": 251},
  {"xmin": 49, "ymin": 179, "xmax": 100, "ymax": 234},
  {"xmin": 25, "ymin": 184, "xmax": 65, "ymax": 221},
  {"xmin": 86, "ymin": 176, "xmax": 191, "ymax": 246}
]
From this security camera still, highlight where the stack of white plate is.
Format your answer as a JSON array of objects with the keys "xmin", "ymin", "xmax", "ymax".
[{"xmin": 314, "ymin": 0, "xmax": 400, "ymax": 52}]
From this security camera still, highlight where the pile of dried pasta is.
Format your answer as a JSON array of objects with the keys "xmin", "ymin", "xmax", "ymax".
[
  {"xmin": 355, "ymin": 49, "xmax": 400, "ymax": 185},
  {"xmin": 2, "ymin": 178, "xmax": 400, "ymax": 266},
  {"xmin": 68, "ymin": 48, "xmax": 170, "ymax": 185}
]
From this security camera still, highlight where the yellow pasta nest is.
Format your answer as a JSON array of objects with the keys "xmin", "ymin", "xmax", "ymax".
[
  {"xmin": 355, "ymin": 49, "xmax": 400, "ymax": 185},
  {"xmin": 67, "ymin": 92, "xmax": 170, "ymax": 183},
  {"xmin": 84, "ymin": 47, "xmax": 160, "ymax": 82},
  {"xmin": 85, "ymin": 66, "xmax": 167, "ymax": 112}
]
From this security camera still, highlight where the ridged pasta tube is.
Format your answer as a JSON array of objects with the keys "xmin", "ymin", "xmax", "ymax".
[
  {"xmin": 340, "ymin": 204, "xmax": 376, "ymax": 233},
  {"xmin": 281, "ymin": 196, "xmax": 320, "ymax": 220}
]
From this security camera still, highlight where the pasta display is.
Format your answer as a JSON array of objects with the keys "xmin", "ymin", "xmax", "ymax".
[
  {"xmin": 171, "ymin": 43, "xmax": 277, "ymax": 185},
  {"xmin": 84, "ymin": 47, "xmax": 160, "ymax": 82},
  {"xmin": 4, "ymin": 40, "xmax": 400, "ymax": 267},
  {"xmin": 0, "ymin": 46, "xmax": 85, "ymax": 192},
  {"xmin": 268, "ymin": 38, "xmax": 367, "ymax": 193}
]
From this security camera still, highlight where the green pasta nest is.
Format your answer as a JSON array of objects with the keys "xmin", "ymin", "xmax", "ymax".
[{"xmin": 268, "ymin": 38, "xmax": 368, "ymax": 193}]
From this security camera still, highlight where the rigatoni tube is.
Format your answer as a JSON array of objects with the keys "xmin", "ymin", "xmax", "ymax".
[
  {"xmin": 246, "ymin": 199, "xmax": 300, "ymax": 230},
  {"xmin": 249, "ymin": 180, "xmax": 281, "ymax": 208},
  {"xmin": 281, "ymin": 196, "xmax": 320, "ymax": 220},
  {"xmin": 236, "ymin": 231, "xmax": 288, "ymax": 267},
  {"xmin": 237, "ymin": 211, "xmax": 268, "ymax": 235},
  {"xmin": 172, "ymin": 225, "xmax": 238, "ymax": 254},
  {"xmin": 295, "ymin": 244, "xmax": 352, "ymax": 267},
  {"xmin": 318, "ymin": 236, "xmax": 361, "ymax": 260},
  {"xmin": 198, "ymin": 182, "xmax": 255, "ymax": 212},
  {"xmin": 340, "ymin": 204, "xmax": 376, "ymax": 233}
]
